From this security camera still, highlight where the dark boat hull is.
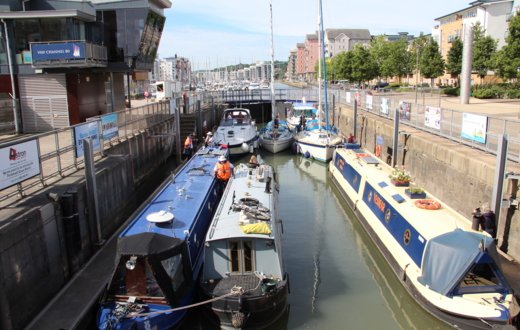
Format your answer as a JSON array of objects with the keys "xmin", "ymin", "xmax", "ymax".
[{"xmin": 200, "ymin": 282, "xmax": 289, "ymax": 329}]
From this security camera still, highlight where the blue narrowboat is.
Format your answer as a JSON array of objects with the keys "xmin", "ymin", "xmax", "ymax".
[{"xmin": 97, "ymin": 146, "xmax": 228, "ymax": 329}]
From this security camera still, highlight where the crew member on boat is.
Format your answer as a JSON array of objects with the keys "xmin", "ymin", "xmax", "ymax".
[
  {"xmin": 214, "ymin": 155, "xmax": 234, "ymax": 193},
  {"xmin": 204, "ymin": 131, "xmax": 214, "ymax": 147}
]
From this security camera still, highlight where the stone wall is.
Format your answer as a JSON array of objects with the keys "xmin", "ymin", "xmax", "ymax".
[{"xmin": 334, "ymin": 103, "xmax": 520, "ymax": 260}]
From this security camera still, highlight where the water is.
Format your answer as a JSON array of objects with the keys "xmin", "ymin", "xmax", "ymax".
[{"xmin": 182, "ymin": 150, "xmax": 451, "ymax": 330}]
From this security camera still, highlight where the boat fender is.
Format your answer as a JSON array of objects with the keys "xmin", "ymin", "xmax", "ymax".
[
  {"xmin": 354, "ymin": 200, "xmax": 359, "ymax": 211},
  {"xmin": 241, "ymin": 143, "xmax": 250, "ymax": 152},
  {"xmin": 401, "ymin": 263, "xmax": 410, "ymax": 282},
  {"xmin": 304, "ymin": 151, "xmax": 311, "ymax": 159},
  {"xmin": 232, "ymin": 311, "xmax": 246, "ymax": 328},
  {"xmin": 414, "ymin": 199, "xmax": 441, "ymax": 210}
]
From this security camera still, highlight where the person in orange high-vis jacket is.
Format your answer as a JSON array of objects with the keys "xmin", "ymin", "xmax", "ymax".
[
  {"xmin": 213, "ymin": 155, "xmax": 234, "ymax": 193},
  {"xmin": 183, "ymin": 133, "xmax": 194, "ymax": 159}
]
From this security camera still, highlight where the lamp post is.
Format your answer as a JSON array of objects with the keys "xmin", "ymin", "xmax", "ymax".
[{"xmin": 415, "ymin": 46, "xmax": 419, "ymax": 105}]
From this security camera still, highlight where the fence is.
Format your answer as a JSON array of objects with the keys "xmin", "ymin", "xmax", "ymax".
[
  {"xmin": 328, "ymin": 89, "xmax": 520, "ymax": 164},
  {"xmin": 0, "ymin": 101, "xmax": 172, "ymax": 208}
]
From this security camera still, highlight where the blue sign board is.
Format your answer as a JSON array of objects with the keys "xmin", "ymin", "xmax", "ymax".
[
  {"xmin": 101, "ymin": 113, "xmax": 119, "ymax": 140},
  {"xmin": 32, "ymin": 42, "xmax": 85, "ymax": 61},
  {"xmin": 74, "ymin": 121, "xmax": 101, "ymax": 158}
]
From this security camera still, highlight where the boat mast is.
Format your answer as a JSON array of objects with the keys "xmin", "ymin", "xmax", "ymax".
[
  {"xmin": 318, "ymin": 0, "xmax": 330, "ymax": 131},
  {"xmin": 317, "ymin": 0, "xmax": 322, "ymax": 132},
  {"xmin": 269, "ymin": 0, "xmax": 276, "ymax": 121}
]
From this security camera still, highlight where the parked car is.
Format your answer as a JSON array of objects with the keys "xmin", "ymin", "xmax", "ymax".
[{"xmin": 373, "ymin": 82, "xmax": 389, "ymax": 90}]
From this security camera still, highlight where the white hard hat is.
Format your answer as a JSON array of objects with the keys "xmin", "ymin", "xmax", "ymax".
[
  {"xmin": 218, "ymin": 155, "xmax": 227, "ymax": 162},
  {"xmin": 207, "ymin": 131, "xmax": 213, "ymax": 136}
]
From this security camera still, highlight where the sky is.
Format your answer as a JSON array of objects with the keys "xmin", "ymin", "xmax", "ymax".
[{"xmin": 158, "ymin": 0, "xmax": 471, "ymax": 70}]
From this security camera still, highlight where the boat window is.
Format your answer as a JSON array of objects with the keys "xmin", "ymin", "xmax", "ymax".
[
  {"xmin": 228, "ymin": 240, "xmax": 255, "ymax": 274},
  {"xmin": 243, "ymin": 241, "xmax": 253, "ymax": 272},
  {"xmin": 161, "ymin": 254, "xmax": 185, "ymax": 292},
  {"xmin": 107, "ymin": 256, "xmax": 164, "ymax": 298},
  {"xmin": 230, "ymin": 241, "xmax": 240, "ymax": 272}
]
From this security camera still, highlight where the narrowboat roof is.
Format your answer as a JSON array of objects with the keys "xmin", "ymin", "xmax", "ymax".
[
  {"xmin": 206, "ymin": 164, "xmax": 276, "ymax": 242},
  {"xmin": 119, "ymin": 147, "xmax": 228, "ymax": 240},
  {"xmin": 334, "ymin": 148, "xmax": 483, "ymax": 241}
]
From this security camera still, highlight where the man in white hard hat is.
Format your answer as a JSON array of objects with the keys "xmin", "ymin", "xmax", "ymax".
[
  {"xmin": 214, "ymin": 155, "xmax": 234, "ymax": 193},
  {"xmin": 204, "ymin": 131, "xmax": 215, "ymax": 147}
]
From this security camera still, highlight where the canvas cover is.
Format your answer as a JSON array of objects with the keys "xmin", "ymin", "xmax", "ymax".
[{"xmin": 418, "ymin": 229, "xmax": 495, "ymax": 295}]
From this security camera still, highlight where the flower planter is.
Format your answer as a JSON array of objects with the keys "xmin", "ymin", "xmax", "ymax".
[
  {"xmin": 391, "ymin": 179, "xmax": 410, "ymax": 187},
  {"xmin": 405, "ymin": 188, "xmax": 426, "ymax": 199}
]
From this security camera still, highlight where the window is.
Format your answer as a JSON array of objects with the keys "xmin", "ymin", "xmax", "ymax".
[
  {"xmin": 229, "ymin": 240, "xmax": 254, "ymax": 274},
  {"xmin": 107, "ymin": 256, "xmax": 164, "ymax": 298}
]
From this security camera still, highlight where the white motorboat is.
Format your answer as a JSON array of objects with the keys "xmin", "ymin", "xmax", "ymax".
[{"xmin": 213, "ymin": 108, "xmax": 258, "ymax": 156}]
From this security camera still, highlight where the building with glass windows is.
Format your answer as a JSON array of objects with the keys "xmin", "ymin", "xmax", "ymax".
[{"xmin": 0, "ymin": 0, "xmax": 171, "ymax": 132}]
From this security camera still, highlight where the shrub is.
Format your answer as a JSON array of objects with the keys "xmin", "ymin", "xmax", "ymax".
[{"xmin": 443, "ymin": 87, "xmax": 459, "ymax": 96}]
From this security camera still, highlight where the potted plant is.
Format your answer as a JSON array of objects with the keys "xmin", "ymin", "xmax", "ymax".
[
  {"xmin": 389, "ymin": 167, "xmax": 411, "ymax": 187},
  {"xmin": 405, "ymin": 185, "xmax": 426, "ymax": 199}
]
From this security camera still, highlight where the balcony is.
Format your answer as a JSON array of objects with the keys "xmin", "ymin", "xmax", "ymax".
[{"xmin": 29, "ymin": 41, "xmax": 107, "ymax": 68}]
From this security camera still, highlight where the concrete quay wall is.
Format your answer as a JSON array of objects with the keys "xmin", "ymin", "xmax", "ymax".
[
  {"xmin": 0, "ymin": 119, "xmax": 175, "ymax": 330},
  {"xmin": 334, "ymin": 103, "xmax": 520, "ymax": 261}
]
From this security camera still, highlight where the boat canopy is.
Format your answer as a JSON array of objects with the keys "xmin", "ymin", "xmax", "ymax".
[
  {"xmin": 118, "ymin": 232, "xmax": 184, "ymax": 258},
  {"xmin": 418, "ymin": 229, "xmax": 499, "ymax": 295}
]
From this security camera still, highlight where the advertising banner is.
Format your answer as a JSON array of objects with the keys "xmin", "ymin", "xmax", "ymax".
[
  {"xmin": 424, "ymin": 106, "xmax": 441, "ymax": 130},
  {"xmin": 399, "ymin": 101, "xmax": 411, "ymax": 121},
  {"xmin": 366, "ymin": 94, "xmax": 373, "ymax": 110},
  {"xmin": 346, "ymin": 92, "xmax": 351, "ymax": 104},
  {"xmin": 101, "ymin": 113, "xmax": 119, "ymax": 140},
  {"xmin": 461, "ymin": 113, "xmax": 487, "ymax": 144},
  {"xmin": 0, "ymin": 140, "xmax": 40, "ymax": 190},
  {"xmin": 31, "ymin": 42, "xmax": 85, "ymax": 61},
  {"xmin": 380, "ymin": 98, "xmax": 389, "ymax": 115},
  {"xmin": 74, "ymin": 121, "xmax": 101, "ymax": 158}
]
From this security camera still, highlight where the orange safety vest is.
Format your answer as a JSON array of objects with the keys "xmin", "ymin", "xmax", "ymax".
[
  {"xmin": 215, "ymin": 161, "xmax": 232, "ymax": 181},
  {"xmin": 184, "ymin": 136, "xmax": 192, "ymax": 149}
]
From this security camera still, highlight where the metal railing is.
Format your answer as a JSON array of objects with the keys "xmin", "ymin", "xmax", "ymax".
[
  {"xmin": 329, "ymin": 88, "xmax": 520, "ymax": 164},
  {"xmin": 0, "ymin": 101, "xmax": 171, "ymax": 208}
]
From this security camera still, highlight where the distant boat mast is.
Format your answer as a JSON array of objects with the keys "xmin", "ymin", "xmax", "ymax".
[{"xmin": 269, "ymin": 0, "xmax": 276, "ymax": 119}]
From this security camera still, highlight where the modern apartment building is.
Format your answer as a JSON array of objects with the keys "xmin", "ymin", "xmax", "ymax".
[
  {"xmin": 432, "ymin": 0, "xmax": 514, "ymax": 85},
  {"xmin": 0, "ymin": 0, "xmax": 171, "ymax": 133},
  {"xmin": 324, "ymin": 28, "xmax": 371, "ymax": 57}
]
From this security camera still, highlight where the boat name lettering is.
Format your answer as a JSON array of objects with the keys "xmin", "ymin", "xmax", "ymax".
[{"xmin": 373, "ymin": 192, "xmax": 386, "ymax": 213}]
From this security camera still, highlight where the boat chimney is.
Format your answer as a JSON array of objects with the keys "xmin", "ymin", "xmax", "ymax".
[{"xmin": 265, "ymin": 177, "xmax": 271, "ymax": 193}]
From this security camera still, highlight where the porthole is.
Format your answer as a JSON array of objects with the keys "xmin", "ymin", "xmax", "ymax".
[
  {"xmin": 384, "ymin": 209, "xmax": 391, "ymax": 223},
  {"xmin": 403, "ymin": 229, "xmax": 411, "ymax": 245}
]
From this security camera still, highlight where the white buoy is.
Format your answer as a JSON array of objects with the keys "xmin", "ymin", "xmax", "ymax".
[{"xmin": 241, "ymin": 143, "xmax": 249, "ymax": 152}]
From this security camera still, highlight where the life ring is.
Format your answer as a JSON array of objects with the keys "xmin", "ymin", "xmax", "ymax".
[
  {"xmin": 414, "ymin": 199, "xmax": 441, "ymax": 210},
  {"xmin": 375, "ymin": 145, "xmax": 382, "ymax": 157},
  {"xmin": 355, "ymin": 153, "xmax": 370, "ymax": 158}
]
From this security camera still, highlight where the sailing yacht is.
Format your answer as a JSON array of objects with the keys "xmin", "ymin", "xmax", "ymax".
[
  {"xmin": 294, "ymin": 0, "xmax": 342, "ymax": 162},
  {"xmin": 258, "ymin": 0, "xmax": 294, "ymax": 153}
]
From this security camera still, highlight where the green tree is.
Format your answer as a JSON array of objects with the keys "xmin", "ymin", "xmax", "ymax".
[
  {"xmin": 472, "ymin": 23, "xmax": 497, "ymax": 82},
  {"xmin": 410, "ymin": 34, "xmax": 429, "ymax": 86},
  {"xmin": 386, "ymin": 39, "xmax": 413, "ymax": 83},
  {"xmin": 420, "ymin": 37, "xmax": 445, "ymax": 87},
  {"xmin": 445, "ymin": 38, "xmax": 463, "ymax": 85},
  {"xmin": 335, "ymin": 51, "xmax": 354, "ymax": 82},
  {"xmin": 493, "ymin": 14, "xmax": 520, "ymax": 80},
  {"xmin": 350, "ymin": 45, "xmax": 378, "ymax": 85}
]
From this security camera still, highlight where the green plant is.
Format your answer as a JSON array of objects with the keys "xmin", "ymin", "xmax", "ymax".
[
  {"xmin": 408, "ymin": 186, "xmax": 424, "ymax": 194},
  {"xmin": 389, "ymin": 167, "xmax": 411, "ymax": 183}
]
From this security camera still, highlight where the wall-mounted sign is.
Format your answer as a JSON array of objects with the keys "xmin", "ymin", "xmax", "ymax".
[
  {"xmin": 74, "ymin": 121, "xmax": 100, "ymax": 158},
  {"xmin": 366, "ymin": 94, "xmax": 373, "ymax": 110},
  {"xmin": 101, "ymin": 113, "xmax": 119, "ymax": 140},
  {"xmin": 0, "ymin": 139, "xmax": 40, "ymax": 190},
  {"xmin": 31, "ymin": 42, "xmax": 86, "ymax": 61},
  {"xmin": 399, "ymin": 101, "xmax": 411, "ymax": 121},
  {"xmin": 424, "ymin": 106, "xmax": 441, "ymax": 130},
  {"xmin": 380, "ymin": 98, "xmax": 389, "ymax": 115},
  {"xmin": 461, "ymin": 113, "xmax": 487, "ymax": 144}
]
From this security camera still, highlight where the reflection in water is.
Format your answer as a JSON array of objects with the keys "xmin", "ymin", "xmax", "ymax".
[{"xmin": 180, "ymin": 150, "xmax": 448, "ymax": 330}]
